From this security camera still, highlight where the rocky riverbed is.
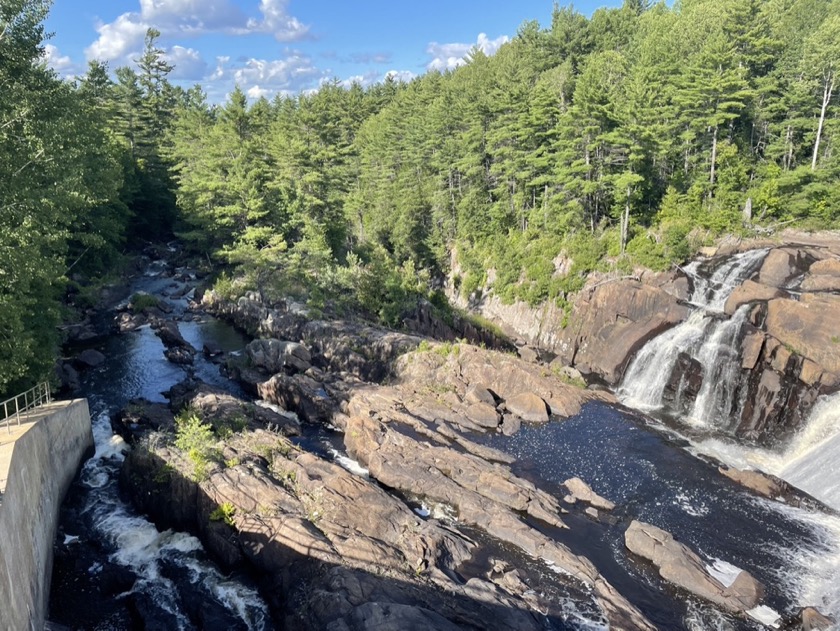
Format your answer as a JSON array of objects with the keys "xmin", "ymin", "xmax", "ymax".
[{"xmin": 48, "ymin": 240, "xmax": 840, "ymax": 630}]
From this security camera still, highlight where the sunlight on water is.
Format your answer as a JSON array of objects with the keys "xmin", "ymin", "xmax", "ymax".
[{"xmin": 620, "ymin": 249, "xmax": 769, "ymax": 427}]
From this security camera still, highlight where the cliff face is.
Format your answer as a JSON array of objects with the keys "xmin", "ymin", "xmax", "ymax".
[{"xmin": 448, "ymin": 232, "xmax": 840, "ymax": 443}]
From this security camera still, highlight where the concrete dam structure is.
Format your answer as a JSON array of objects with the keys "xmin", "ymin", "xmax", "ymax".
[{"xmin": 0, "ymin": 399, "xmax": 93, "ymax": 631}]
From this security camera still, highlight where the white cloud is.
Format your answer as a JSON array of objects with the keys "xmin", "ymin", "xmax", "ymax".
[
  {"xmin": 384, "ymin": 69, "xmax": 415, "ymax": 83},
  {"xmin": 85, "ymin": 0, "xmax": 309, "ymax": 63},
  {"xmin": 42, "ymin": 44, "xmax": 76, "ymax": 76},
  {"xmin": 210, "ymin": 55, "xmax": 230, "ymax": 81},
  {"xmin": 200, "ymin": 51, "xmax": 324, "ymax": 100},
  {"xmin": 426, "ymin": 32, "xmax": 509, "ymax": 72},
  {"xmin": 231, "ymin": 54, "xmax": 323, "ymax": 90},
  {"xmin": 243, "ymin": 0, "xmax": 309, "ymax": 42},
  {"xmin": 138, "ymin": 0, "xmax": 244, "ymax": 32},
  {"xmin": 165, "ymin": 45, "xmax": 208, "ymax": 80},
  {"xmin": 86, "ymin": 14, "xmax": 149, "ymax": 62},
  {"xmin": 246, "ymin": 85, "xmax": 270, "ymax": 99}
]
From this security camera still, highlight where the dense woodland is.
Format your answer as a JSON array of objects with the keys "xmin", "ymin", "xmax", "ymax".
[{"xmin": 2, "ymin": 0, "xmax": 840, "ymax": 396}]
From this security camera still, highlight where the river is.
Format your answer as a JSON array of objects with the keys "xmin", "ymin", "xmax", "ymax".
[{"xmin": 47, "ymin": 253, "xmax": 840, "ymax": 630}]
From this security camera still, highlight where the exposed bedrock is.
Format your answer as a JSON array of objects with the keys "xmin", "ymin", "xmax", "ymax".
[
  {"xmin": 452, "ymin": 235, "xmax": 840, "ymax": 444},
  {"xmin": 440, "ymin": 234, "xmax": 840, "ymax": 443},
  {"xmin": 624, "ymin": 521, "xmax": 764, "ymax": 614}
]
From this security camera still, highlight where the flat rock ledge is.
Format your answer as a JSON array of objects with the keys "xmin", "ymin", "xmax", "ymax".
[{"xmin": 624, "ymin": 520, "xmax": 764, "ymax": 613}]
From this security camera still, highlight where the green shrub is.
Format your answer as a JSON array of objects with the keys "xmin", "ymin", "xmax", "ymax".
[
  {"xmin": 130, "ymin": 293, "xmax": 159, "ymax": 312},
  {"xmin": 174, "ymin": 410, "xmax": 217, "ymax": 481},
  {"xmin": 209, "ymin": 501, "xmax": 236, "ymax": 526},
  {"xmin": 212, "ymin": 272, "xmax": 238, "ymax": 301}
]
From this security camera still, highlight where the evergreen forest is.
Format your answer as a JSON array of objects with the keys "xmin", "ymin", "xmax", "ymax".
[{"xmin": 2, "ymin": 0, "xmax": 840, "ymax": 396}]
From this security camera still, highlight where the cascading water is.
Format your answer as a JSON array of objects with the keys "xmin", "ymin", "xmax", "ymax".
[
  {"xmin": 48, "ymin": 259, "xmax": 274, "ymax": 630},
  {"xmin": 619, "ymin": 248, "xmax": 769, "ymax": 427},
  {"xmin": 780, "ymin": 392, "xmax": 840, "ymax": 509},
  {"xmin": 692, "ymin": 392, "xmax": 840, "ymax": 512}
]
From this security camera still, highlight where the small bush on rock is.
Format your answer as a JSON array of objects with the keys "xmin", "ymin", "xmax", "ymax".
[{"xmin": 174, "ymin": 410, "xmax": 217, "ymax": 480}]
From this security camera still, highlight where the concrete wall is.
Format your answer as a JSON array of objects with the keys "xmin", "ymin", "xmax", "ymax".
[{"xmin": 0, "ymin": 400, "xmax": 93, "ymax": 631}]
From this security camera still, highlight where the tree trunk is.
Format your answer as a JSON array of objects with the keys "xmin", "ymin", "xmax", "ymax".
[
  {"xmin": 543, "ymin": 184, "xmax": 548, "ymax": 230},
  {"xmin": 710, "ymin": 125, "xmax": 718, "ymax": 186},
  {"xmin": 621, "ymin": 187, "xmax": 631, "ymax": 255},
  {"xmin": 812, "ymin": 73, "xmax": 835, "ymax": 171},
  {"xmin": 784, "ymin": 124, "xmax": 793, "ymax": 171}
]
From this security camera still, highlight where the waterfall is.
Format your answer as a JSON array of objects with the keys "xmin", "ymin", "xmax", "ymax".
[
  {"xmin": 619, "ymin": 310, "xmax": 712, "ymax": 411},
  {"xmin": 779, "ymin": 393, "xmax": 840, "ymax": 510},
  {"xmin": 685, "ymin": 306, "xmax": 750, "ymax": 427},
  {"xmin": 619, "ymin": 249, "xmax": 768, "ymax": 425}
]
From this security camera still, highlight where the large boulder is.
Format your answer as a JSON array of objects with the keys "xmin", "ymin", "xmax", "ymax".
[
  {"xmin": 396, "ymin": 344, "xmax": 607, "ymax": 426},
  {"xmin": 563, "ymin": 477, "xmax": 615, "ymax": 510},
  {"xmin": 624, "ymin": 521, "xmax": 764, "ymax": 613},
  {"xmin": 246, "ymin": 338, "xmax": 312, "ymax": 373},
  {"xmin": 74, "ymin": 348, "xmax": 106, "ymax": 368},
  {"xmin": 556, "ymin": 281, "xmax": 690, "ymax": 384},
  {"xmin": 758, "ymin": 248, "xmax": 813, "ymax": 288},
  {"xmin": 152, "ymin": 319, "xmax": 194, "ymax": 350},
  {"xmin": 800, "ymin": 275, "xmax": 840, "ymax": 292},
  {"xmin": 724, "ymin": 280, "xmax": 785, "ymax": 316},
  {"xmin": 797, "ymin": 607, "xmax": 836, "ymax": 630},
  {"xmin": 809, "ymin": 258, "xmax": 840, "ymax": 277},
  {"xmin": 504, "ymin": 393, "xmax": 549, "ymax": 424}
]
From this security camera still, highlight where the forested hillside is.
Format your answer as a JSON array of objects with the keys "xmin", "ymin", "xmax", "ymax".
[{"xmin": 2, "ymin": 0, "xmax": 840, "ymax": 396}]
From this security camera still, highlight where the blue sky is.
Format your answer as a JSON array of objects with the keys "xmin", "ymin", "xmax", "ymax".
[{"xmin": 43, "ymin": 0, "xmax": 622, "ymax": 101}]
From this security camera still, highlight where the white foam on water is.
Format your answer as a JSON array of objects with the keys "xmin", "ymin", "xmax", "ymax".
[
  {"xmin": 91, "ymin": 413, "xmax": 129, "ymax": 460},
  {"xmin": 757, "ymin": 498, "xmax": 840, "ymax": 623},
  {"xmin": 431, "ymin": 502, "xmax": 457, "ymax": 522},
  {"xmin": 211, "ymin": 580, "xmax": 270, "ymax": 629},
  {"xmin": 556, "ymin": 597, "xmax": 608, "ymax": 631},
  {"xmin": 690, "ymin": 392, "xmax": 840, "ymax": 512},
  {"xmin": 746, "ymin": 605, "xmax": 781, "ymax": 628},
  {"xmin": 684, "ymin": 602, "xmax": 737, "ymax": 631},
  {"xmin": 255, "ymin": 400, "xmax": 299, "ymax": 423},
  {"xmin": 705, "ymin": 558, "xmax": 742, "ymax": 588},
  {"xmin": 160, "ymin": 531, "xmax": 204, "ymax": 555},
  {"xmin": 328, "ymin": 448, "xmax": 369, "ymax": 477},
  {"xmin": 180, "ymin": 557, "xmax": 270, "ymax": 629},
  {"xmin": 674, "ymin": 491, "xmax": 710, "ymax": 517}
]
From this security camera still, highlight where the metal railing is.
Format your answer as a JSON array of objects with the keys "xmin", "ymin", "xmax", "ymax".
[{"xmin": 1, "ymin": 382, "xmax": 52, "ymax": 434}]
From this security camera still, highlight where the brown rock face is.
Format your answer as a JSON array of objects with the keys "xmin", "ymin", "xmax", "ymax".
[
  {"xmin": 758, "ymin": 248, "xmax": 813, "ymax": 288},
  {"xmin": 557, "ymin": 280, "xmax": 690, "ymax": 384},
  {"xmin": 504, "ymin": 393, "xmax": 550, "ymax": 423},
  {"xmin": 724, "ymin": 280, "xmax": 785, "ymax": 316},
  {"xmin": 741, "ymin": 332, "xmax": 765, "ymax": 370},
  {"xmin": 465, "ymin": 402, "xmax": 501, "ymax": 428},
  {"xmin": 801, "ymin": 275, "xmax": 840, "ymax": 292},
  {"xmin": 718, "ymin": 466, "xmax": 783, "ymax": 499},
  {"xmin": 809, "ymin": 258, "xmax": 840, "ymax": 277},
  {"xmin": 799, "ymin": 606, "xmax": 836, "ymax": 630},
  {"xmin": 765, "ymin": 295, "xmax": 840, "ymax": 375},
  {"xmin": 624, "ymin": 521, "xmax": 764, "ymax": 613},
  {"xmin": 563, "ymin": 477, "xmax": 615, "ymax": 510}
]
